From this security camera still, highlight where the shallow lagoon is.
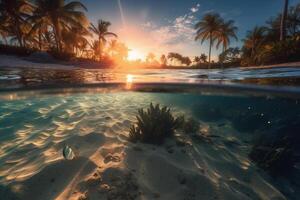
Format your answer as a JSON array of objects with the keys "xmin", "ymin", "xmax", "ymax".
[{"xmin": 0, "ymin": 84, "xmax": 299, "ymax": 200}]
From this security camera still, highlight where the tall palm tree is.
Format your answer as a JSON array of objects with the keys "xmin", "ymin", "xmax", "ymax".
[
  {"xmin": 0, "ymin": 0, "xmax": 33, "ymax": 47},
  {"xmin": 216, "ymin": 20, "xmax": 238, "ymax": 52},
  {"xmin": 195, "ymin": 13, "xmax": 223, "ymax": 68},
  {"xmin": 287, "ymin": 3, "xmax": 300, "ymax": 37},
  {"xmin": 89, "ymin": 20, "xmax": 117, "ymax": 59},
  {"xmin": 280, "ymin": 0, "xmax": 289, "ymax": 41},
  {"xmin": 30, "ymin": 0, "xmax": 88, "ymax": 51},
  {"xmin": 243, "ymin": 26, "xmax": 267, "ymax": 62}
]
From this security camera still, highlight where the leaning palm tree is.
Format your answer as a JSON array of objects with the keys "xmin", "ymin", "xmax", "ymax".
[
  {"xmin": 30, "ymin": 0, "xmax": 89, "ymax": 51},
  {"xmin": 216, "ymin": 20, "xmax": 238, "ymax": 53},
  {"xmin": 0, "ymin": 0, "xmax": 33, "ymax": 47},
  {"xmin": 89, "ymin": 20, "xmax": 117, "ymax": 60},
  {"xmin": 280, "ymin": 0, "xmax": 289, "ymax": 41},
  {"xmin": 195, "ymin": 13, "xmax": 223, "ymax": 68}
]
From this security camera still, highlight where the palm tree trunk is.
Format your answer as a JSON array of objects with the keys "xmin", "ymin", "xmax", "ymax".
[
  {"xmin": 4, "ymin": 37, "xmax": 8, "ymax": 45},
  {"xmin": 52, "ymin": 19, "xmax": 62, "ymax": 52},
  {"xmin": 99, "ymin": 38, "xmax": 103, "ymax": 60},
  {"xmin": 15, "ymin": 24, "xmax": 23, "ymax": 47},
  {"xmin": 208, "ymin": 33, "xmax": 212, "ymax": 69},
  {"xmin": 280, "ymin": 0, "xmax": 289, "ymax": 41},
  {"xmin": 221, "ymin": 46, "xmax": 225, "ymax": 69},
  {"xmin": 38, "ymin": 29, "xmax": 42, "ymax": 50}
]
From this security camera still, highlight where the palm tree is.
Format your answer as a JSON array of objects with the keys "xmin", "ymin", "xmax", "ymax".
[
  {"xmin": 91, "ymin": 40, "xmax": 100, "ymax": 60},
  {"xmin": 195, "ymin": 13, "xmax": 223, "ymax": 68},
  {"xmin": 89, "ymin": 20, "xmax": 117, "ymax": 59},
  {"xmin": 0, "ymin": 0, "xmax": 33, "ymax": 47},
  {"xmin": 146, "ymin": 52, "xmax": 155, "ymax": 63},
  {"xmin": 115, "ymin": 42, "xmax": 129, "ymax": 62},
  {"xmin": 194, "ymin": 56, "xmax": 201, "ymax": 64},
  {"xmin": 216, "ymin": 20, "xmax": 238, "ymax": 52},
  {"xmin": 30, "ymin": 0, "xmax": 88, "ymax": 51},
  {"xmin": 280, "ymin": 0, "xmax": 289, "ymax": 41},
  {"xmin": 200, "ymin": 53, "xmax": 208, "ymax": 63},
  {"xmin": 61, "ymin": 26, "xmax": 89, "ymax": 55},
  {"xmin": 160, "ymin": 54, "xmax": 167, "ymax": 66},
  {"xmin": 108, "ymin": 39, "xmax": 118, "ymax": 58},
  {"xmin": 243, "ymin": 26, "xmax": 267, "ymax": 63},
  {"xmin": 287, "ymin": 3, "xmax": 300, "ymax": 37}
]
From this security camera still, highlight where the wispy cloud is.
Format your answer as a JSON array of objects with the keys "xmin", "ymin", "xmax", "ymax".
[{"xmin": 142, "ymin": 3, "xmax": 201, "ymax": 51}]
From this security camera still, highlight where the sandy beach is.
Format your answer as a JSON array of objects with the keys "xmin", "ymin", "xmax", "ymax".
[{"xmin": 0, "ymin": 55, "xmax": 79, "ymax": 70}]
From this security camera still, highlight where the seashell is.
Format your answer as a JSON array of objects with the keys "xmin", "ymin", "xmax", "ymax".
[{"xmin": 63, "ymin": 145, "xmax": 75, "ymax": 160}]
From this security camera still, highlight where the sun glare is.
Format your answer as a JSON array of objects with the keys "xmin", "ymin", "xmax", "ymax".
[
  {"xmin": 126, "ymin": 74, "xmax": 134, "ymax": 83},
  {"xmin": 128, "ymin": 50, "xmax": 143, "ymax": 61}
]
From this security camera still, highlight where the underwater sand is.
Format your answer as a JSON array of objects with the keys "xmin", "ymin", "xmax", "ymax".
[{"xmin": 0, "ymin": 90, "xmax": 299, "ymax": 200}]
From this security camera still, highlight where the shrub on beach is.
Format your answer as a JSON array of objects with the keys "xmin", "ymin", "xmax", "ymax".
[{"xmin": 129, "ymin": 103, "xmax": 184, "ymax": 144}]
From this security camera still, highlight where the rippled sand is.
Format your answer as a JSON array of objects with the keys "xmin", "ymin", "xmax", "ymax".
[{"xmin": 0, "ymin": 91, "xmax": 295, "ymax": 200}]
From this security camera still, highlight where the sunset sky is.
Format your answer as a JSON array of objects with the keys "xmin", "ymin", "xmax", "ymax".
[{"xmin": 84, "ymin": 0, "xmax": 298, "ymax": 60}]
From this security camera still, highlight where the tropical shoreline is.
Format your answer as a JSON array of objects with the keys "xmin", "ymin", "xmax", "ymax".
[{"xmin": 1, "ymin": 54, "xmax": 300, "ymax": 70}]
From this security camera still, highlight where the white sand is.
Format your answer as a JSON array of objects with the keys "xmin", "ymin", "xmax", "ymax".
[
  {"xmin": 5, "ymin": 124, "xmax": 286, "ymax": 200},
  {"xmin": 0, "ymin": 55, "xmax": 78, "ymax": 70}
]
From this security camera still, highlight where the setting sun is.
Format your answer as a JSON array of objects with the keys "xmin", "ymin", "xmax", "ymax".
[{"xmin": 127, "ymin": 50, "xmax": 144, "ymax": 61}]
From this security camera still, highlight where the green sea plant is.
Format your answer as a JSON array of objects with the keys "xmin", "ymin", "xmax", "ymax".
[
  {"xmin": 249, "ymin": 122, "xmax": 300, "ymax": 176},
  {"xmin": 129, "ymin": 103, "xmax": 184, "ymax": 144},
  {"xmin": 182, "ymin": 117, "xmax": 199, "ymax": 134}
]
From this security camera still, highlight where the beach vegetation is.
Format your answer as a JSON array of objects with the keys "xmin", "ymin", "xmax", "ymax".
[
  {"xmin": 0, "ymin": 0, "xmax": 299, "ymax": 68},
  {"xmin": 167, "ymin": 52, "xmax": 192, "ymax": 66},
  {"xmin": 241, "ymin": 3, "xmax": 300, "ymax": 66},
  {"xmin": 89, "ymin": 20, "xmax": 117, "ymax": 60}
]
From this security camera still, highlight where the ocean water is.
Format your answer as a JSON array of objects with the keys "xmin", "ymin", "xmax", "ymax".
[
  {"xmin": 1, "ymin": 66, "xmax": 300, "ymax": 199},
  {"xmin": 0, "ymin": 83, "xmax": 299, "ymax": 200}
]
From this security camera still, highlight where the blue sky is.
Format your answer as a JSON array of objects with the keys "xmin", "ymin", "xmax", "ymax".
[{"xmin": 83, "ymin": 0, "xmax": 299, "ymax": 60}]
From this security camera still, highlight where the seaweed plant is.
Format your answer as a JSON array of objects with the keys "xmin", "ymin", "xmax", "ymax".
[
  {"xmin": 182, "ymin": 117, "xmax": 199, "ymax": 134},
  {"xmin": 249, "ymin": 122, "xmax": 300, "ymax": 177},
  {"xmin": 129, "ymin": 103, "xmax": 184, "ymax": 144}
]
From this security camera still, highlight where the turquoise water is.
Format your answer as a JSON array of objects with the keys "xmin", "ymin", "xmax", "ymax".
[{"xmin": 0, "ymin": 85, "xmax": 299, "ymax": 199}]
